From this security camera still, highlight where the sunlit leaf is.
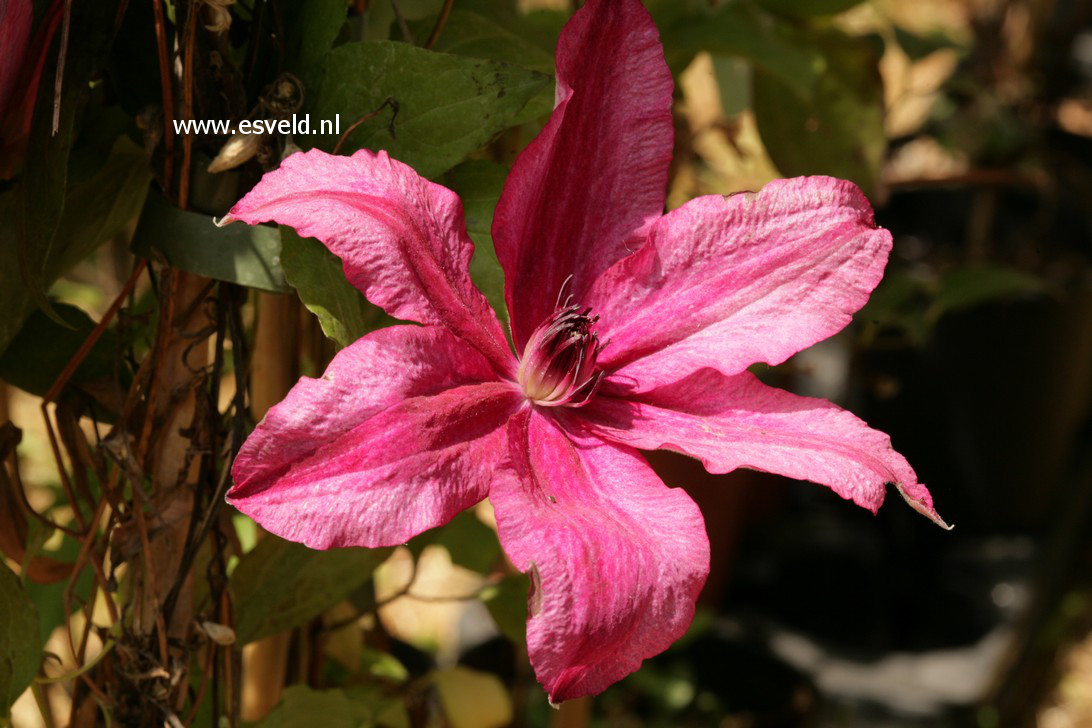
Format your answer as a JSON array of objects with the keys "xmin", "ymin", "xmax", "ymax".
[
  {"xmin": 893, "ymin": 25, "xmax": 964, "ymax": 61},
  {"xmin": 361, "ymin": 647, "xmax": 409, "ymax": 683},
  {"xmin": 310, "ymin": 41, "xmax": 550, "ymax": 178},
  {"xmin": 445, "ymin": 160, "xmax": 508, "ymax": 326},
  {"xmin": 422, "ymin": 10, "xmax": 555, "ymax": 123},
  {"xmin": 279, "ymin": 226, "xmax": 391, "ymax": 349},
  {"xmin": 433, "ymin": 667, "xmax": 513, "ymax": 728},
  {"xmin": 753, "ymin": 28, "xmax": 886, "ymax": 194},
  {"xmin": 254, "ymin": 686, "xmax": 374, "ymax": 728},
  {"xmin": 230, "ymin": 536, "xmax": 390, "ymax": 644}
]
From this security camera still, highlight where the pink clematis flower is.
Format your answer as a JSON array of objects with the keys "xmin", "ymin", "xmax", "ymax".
[
  {"xmin": 0, "ymin": 0, "xmax": 63, "ymax": 180},
  {"xmin": 224, "ymin": 0, "xmax": 948, "ymax": 702}
]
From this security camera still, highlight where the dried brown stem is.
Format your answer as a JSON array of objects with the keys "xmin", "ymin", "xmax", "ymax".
[
  {"xmin": 332, "ymin": 97, "xmax": 399, "ymax": 155},
  {"xmin": 425, "ymin": 0, "xmax": 455, "ymax": 49},
  {"xmin": 151, "ymin": 0, "xmax": 175, "ymax": 194}
]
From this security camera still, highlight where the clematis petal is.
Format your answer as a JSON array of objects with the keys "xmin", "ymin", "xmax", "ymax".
[
  {"xmin": 225, "ymin": 148, "xmax": 514, "ymax": 372},
  {"xmin": 0, "ymin": 0, "xmax": 32, "ymax": 113},
  {"xmin": 0, "ymin": 0, "xmax": 62, "ymax": 179},
  {"xmin": 491, "ymin": 410, "xmax": 709, "ymax": 703},
  {"xmin": 228, "ymin": 325, "xmax": 522, "ymax": 548},
  {"xmin": 493, "ymin": 0, "xmax": 674, "ymax": 349},
  {"xmin": 588, "ymin": 177, "xmax": 892, "ymax": 393},
  {"xmin": 572, "ymin": 368, "xmax": 950, "ymax": 528}
]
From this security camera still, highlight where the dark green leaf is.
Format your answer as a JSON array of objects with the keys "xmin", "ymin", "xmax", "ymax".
[
  {"xmin": 481, "ymin": 573, "xmax": 528, "ymax": 645},
  {"xmin": 310, "ymin": 41, "xmax": 550, "ymax": 178},
  {"xmin": 364, "ymin": 0, "xmax": 444, "ymax": 42},
  {"xmin": 283, "ymin": 0, "xmax": 349, "ymax": 69},
  {"xmin": 0, "ymin": 564, "xmax": 41, "ymax": 718},
  {"xmin": 24, "ymin": 534, "xmax": 95, "ymax": 647},
  {"xmin": 930, "ymin": 266, "xmax": 1049, "ymax": 319},
  {"xmin": 0, "ymin": 304, "xmax": 127, "ymax": 406},
  {"xmin": 130, "ymin": 193, "xmax": 290, "ymax": 293},
  {"xmin": 230, "ymin": 535, "xmax": 390, "ymax": 644},
  {"xmin": 445, "ymin": 160, "xmax": 508, "ymax": 325},
  {"xmin": 0, "ymin": 136, "xmax": 150, "ymax": 357},
  {"xmin": 279, "ymin": 227, "xmax": 392, "ymax": 349},
  {"xmin": 19, "ymin": 0, "xmax": 127, "ymax": 321},
  {"xmin": 659, "ymin": 2, "xmax": 824, "ymax": 94},
  {"xmin": 756, "ymin": 0, "xmax": 866, "ymax": 19},
  {"xmin": 857, "ymin": 271, "xmax": 932, "ymax": 345},
  {"xmin": 753, "ymin": 28, "xmax": 886, "ymax": 194}
]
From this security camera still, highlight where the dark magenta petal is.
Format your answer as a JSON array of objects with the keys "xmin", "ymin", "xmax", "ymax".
[
  {"xmin": 227, "ymin": 148, "xmax": 514, "ymax": 374},
  {"xmin": 0, "ymin": 0, "xmax": 32, "ymax": 113},
  {"xmin": 0, "ymin": 0, "xmax": 62, "ymax": 179},
  {"xmin": 491, "ymin": 411, "xmax": 709, "ymax": 702},
  {"xmin": 493, "ymin": 0, "xmax": 674, "ymax": 349},
  {"xmin": 588, "ymin": 177, "xmax": 893, "ymax": 393},
  {"xmin": 228, "ymin": 325, "xmax": 523, "ymax": 548},
  {"xmin": 574, "ymin": 369, "xmax": 949, "ymax": 528}
]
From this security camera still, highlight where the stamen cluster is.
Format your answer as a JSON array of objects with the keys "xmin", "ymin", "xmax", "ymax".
[{"xmin": 518, "ymin": 303, "xmax": 603, "ymax": 407}]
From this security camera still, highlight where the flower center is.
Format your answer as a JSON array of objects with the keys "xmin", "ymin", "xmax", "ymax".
[{"xmin": 517, "ymin": 302, "xmax": 603, "ymax": 408}]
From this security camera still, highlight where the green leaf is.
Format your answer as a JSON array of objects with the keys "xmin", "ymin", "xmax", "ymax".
[
  {"xmin": 230, "ymin": 536, "xmax": 390, "ymax": 644},
  {"xmin": 930, "ymin": 266, "xmax": 1049, "ymax": 319},
  {"xmin": 893, "ymin": 25, "xmax": 963, "ymax": 61},
  {"xmin": 445, "ymin": 160, "xmax": 508, "ymax": 326},
  {"xmin": 431, "ymin": 511, "xmax": 500, "ymax": 574},
  {"xmin": 360, "ymin": 647, "xmax": 409, "ymax": 683},
  {"xmin": 753, "ymin": 28, "xmax": 886, "ymax": 194},
  {"xmin": 19, "ymin": 0, "xmax": 126, "ymax": 322},
  {"xmin": 0, "ymin": 304, "xmax": 127, "ymax": 406},
  {"xmin": 0, "ymin": 136, "xmax": 150, "ymax": 357},
  {"xmin": 481, "ymin": 573, "xmax": 527, "ymax": 645},
  {"xmin": 0, "ymin": 564, "xmax": 41, "ymax": 718},
  {"xmin": 425, "ymin": 11, "xmax": 554, "ymax": 73},
  {"xmin": 857, "ymin": 271, "xmax": 932, "ymax": 344},
  {"xmin": 23, "ymin": 533, "xmax": 95, "ymax": 648},
  {"xmin": 364, "ymin": 0, "xmax": 444, "ymax": 42},
  {"xmin": 283, "ymin": 0, "xmax": 349, "ymax": 69},
  {"xmin": 432, "ymin": 667, "xmax": 513, "ymax": 728},
  {"xmin": 421, "ymin": 9, "xmax": 555, "ymax": 123},
  {"xmin": 756, "ymin": 0, "xmax": 867, "ymax": 19},
  {"xmin": 279, "ymin": 227, "xmax": 392, "ymax": 348},
  {"xmin": 452, "ymin": 0, "xmax": 565, "ymax": 54},
  {"xmin": 344, "ymin": 684, "xmax": 410, "ymax": 728},
  {"xmin": 130, "ymin": 193, "xmax": 290, "ymax": 293},
  {"xmin": 310, "ymin": 41, "xmax": 550, "ymax": 178},
  {"xmin": 254, "ymin": 686, "xmax": 373, "ymax": 728},
  {"xmin": 659, "ymin": 2, "xmax": 824, "ymax": 94}
]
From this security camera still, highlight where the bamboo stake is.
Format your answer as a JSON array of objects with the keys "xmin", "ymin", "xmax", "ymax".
[{"xmin": 240, "ymin": 291, "xmax": 299, "ymax": 721}]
